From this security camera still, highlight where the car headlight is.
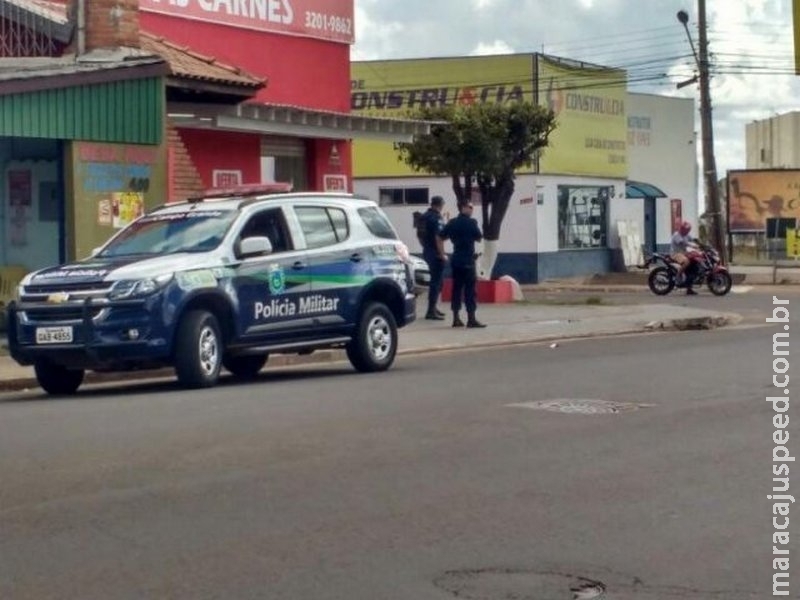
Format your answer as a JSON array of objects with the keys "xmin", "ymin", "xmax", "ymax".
[{"xmin": 109, "ymin": 274, "xmax": 173, "ymax": 300}]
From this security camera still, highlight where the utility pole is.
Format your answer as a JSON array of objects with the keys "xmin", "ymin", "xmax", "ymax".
[{"xmin": 678, "ymin": 2, "xmax": 727, "ymax": 263}]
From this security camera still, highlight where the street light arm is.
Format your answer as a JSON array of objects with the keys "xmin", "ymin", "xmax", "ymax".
[{"xmin": 680, "ymin": 21, "xmax": 700, "ymax": 65}]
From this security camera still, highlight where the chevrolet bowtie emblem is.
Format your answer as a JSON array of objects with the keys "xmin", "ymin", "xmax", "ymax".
[{"xmin": 47, "ymin": 292, "xmax": 70, "ymax": 304}]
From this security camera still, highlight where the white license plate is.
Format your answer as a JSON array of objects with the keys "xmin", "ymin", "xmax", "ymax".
[{"xmin": 36, "ymin": 326, "xmax": 73, "ymax": 344}]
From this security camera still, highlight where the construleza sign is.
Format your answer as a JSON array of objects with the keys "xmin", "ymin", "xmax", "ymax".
[{"xmin": 139, "ymin": 0, "xmax": 354, "ymax": 44}]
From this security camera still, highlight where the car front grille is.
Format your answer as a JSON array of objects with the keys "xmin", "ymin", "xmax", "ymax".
[{"xmin": 22, "ymin": 307, "xmax": 106, "ymax": 323}]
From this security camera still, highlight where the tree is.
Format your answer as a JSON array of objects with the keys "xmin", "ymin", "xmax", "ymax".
[{"xmin": 396, "ymin": 101, "xmax": 557, "ymax": 278}]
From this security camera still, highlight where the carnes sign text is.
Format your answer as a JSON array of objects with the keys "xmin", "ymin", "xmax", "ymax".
[{"xmin": 351, "ymin": 83, "xmax": 525, "ymax": 112}]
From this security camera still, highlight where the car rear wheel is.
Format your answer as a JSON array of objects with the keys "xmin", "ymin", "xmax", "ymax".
[
  {"xmin": 174, "ymin": 310, "xmax": 222, "ymax": 389},
  {"xmin": 223, "ymin": 354, "xmax": 268, "ymax": 380},
  {"xmin": 346, "ymin": 302, "xmax": 397, "ymax": 373},
  {"xmin": 34, "ymin": 360, "xmax": 84, "ymax": 396}
]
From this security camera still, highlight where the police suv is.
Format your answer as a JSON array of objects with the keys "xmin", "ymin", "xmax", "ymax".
[{"xmin": 6, "ymin": 187, "xmax": 417, "ymax": 395}]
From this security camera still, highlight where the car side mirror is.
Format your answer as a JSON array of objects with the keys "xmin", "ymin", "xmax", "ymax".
[{"xmin": 238, "ymin": 236, "xmax": 273, "ymax": 258}]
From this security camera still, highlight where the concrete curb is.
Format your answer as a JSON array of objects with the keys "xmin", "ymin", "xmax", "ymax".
[
  {"xmin": 645, "ymin": 312, "xmax": 743, "ymax": 331},
  {"xmin": 0, "ymin": 312, "xmax": 740, "ymax": 394}
]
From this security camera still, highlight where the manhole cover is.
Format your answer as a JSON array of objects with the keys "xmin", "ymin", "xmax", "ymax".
[
  {"xmin": 434, "ymin": 567, "xmax": 759, "ymax": 599},
  {"xmin": 507, "ymin": 399, "xmax": 650, "ymax": 414}
]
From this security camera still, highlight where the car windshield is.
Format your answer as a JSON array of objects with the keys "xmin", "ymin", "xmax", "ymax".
[{"xmin": 99, "ymin": 209, "xmax": 237, "ymax": 257}]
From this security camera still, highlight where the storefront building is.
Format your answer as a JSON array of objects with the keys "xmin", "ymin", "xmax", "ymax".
[
  {"xmin": 350, "ymin": 54, "xmax": 698, "ymax": 283},
  {"xmin": 0, "ymin": 0, "xmax": 169, "ymax": 275},
  {"xmin": 0, "ymin": 0, "xmax": 428, "ymax": 286},
  {"xmin": 138, "ymin": 0, "xmax": 427, "ymax": 196}
]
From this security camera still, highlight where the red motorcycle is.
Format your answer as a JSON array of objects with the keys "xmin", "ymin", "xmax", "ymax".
[{"xmin": 643, "ymin": 240, "xmax": 732, "ymax": 296}]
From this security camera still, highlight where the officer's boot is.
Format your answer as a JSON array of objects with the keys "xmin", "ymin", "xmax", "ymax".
[
  {"xmin": 466, "ymin": 312, "xmax": 486, "ymax": 328},
  {"xmin": 452, "ymin": 312, "xmax": 465, "ymax": 328}
]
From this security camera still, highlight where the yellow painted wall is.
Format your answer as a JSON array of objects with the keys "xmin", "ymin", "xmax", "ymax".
[
  {"xmin": 351, "ymin": 53, "xmax": 628, "ymax": 179},
  {"xmin": 536, "ymin": 55, "xmax": 628, "ymax": 177}
]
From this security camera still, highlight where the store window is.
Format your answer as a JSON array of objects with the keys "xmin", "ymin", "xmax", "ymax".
[
  {"xmin": 261, "ymin": 136, "xmax": 308, "ymax": 191},
  {"xmin": 378, "ymin": 187, "xmax": 429, "ymax": 206},
  {"xmin": 557, "ymin": 186, "xmax": 610, "ymax": 249}
]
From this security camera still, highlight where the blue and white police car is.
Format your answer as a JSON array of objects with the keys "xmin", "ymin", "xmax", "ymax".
[{"xmin": 6, "ymin": 186, "xmax": 417, "ymax": 395}]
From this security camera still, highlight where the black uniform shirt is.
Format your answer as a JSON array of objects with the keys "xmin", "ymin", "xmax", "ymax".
[{"xmin": 440, "ymin": 213, "xmax": 482, "ymax": 267}]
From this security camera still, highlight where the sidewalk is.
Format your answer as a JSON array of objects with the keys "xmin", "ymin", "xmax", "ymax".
[
  {"xmin": 532, "ymin": 264, "xmax": 800, "ymax": 292},
  {"xmin": 0, "ymin": 297, "xmax": 741, "ymax": 393}
]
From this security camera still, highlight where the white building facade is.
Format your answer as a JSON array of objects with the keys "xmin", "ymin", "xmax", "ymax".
[{"xmin": 351, "ymin": 54, "xmax": 698, "ymax": 283}]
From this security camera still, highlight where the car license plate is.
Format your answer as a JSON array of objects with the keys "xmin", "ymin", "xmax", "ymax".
[{"xmin": 35, "ymin": 326, "xmax": 73, "ymax": 344}]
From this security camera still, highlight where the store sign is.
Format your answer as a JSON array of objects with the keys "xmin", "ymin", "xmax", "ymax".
[
  {"xmin": 140, "ymin": 0, "xmax": 354, "ymax": 44},
  {"xmin": 323, "ymin": 174, "xmax": 347, "ymax": 192},
  {"xmin": 213, "ymin": 169, "xmax": 242, "ymax": 187},
  {"xmin": 670, "ymin": 199, "xmax": 682, "ymax": 233},
  {"xmin": 537, "ymin": 56, "xmax": 628, "ymax": 178}
]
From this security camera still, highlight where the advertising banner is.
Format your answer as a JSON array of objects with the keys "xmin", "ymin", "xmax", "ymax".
[
  {"xmin": 787, "ymin": 228, "xmax": 800, "ymax": 257},
  {"xmin": 140, "ymin": 0, "xmax": 354, "ymax": 44},
  {"xmin": 71, "ymin": 141, "xmax": 167, "ymax": 260},
  {"xmin": 351, "ymin": 55, "xmax": 534, "ymax": 178},
  {"xmin": 727, "ymin": 169, "xmax": 800, "ymax": 232},
  {"xmin": 537, "ymin": 55, "xmax": 628, "ymax": 178},
  {"xmin": 670, "ymin": 198, "xmax": 683, "ymax": 233}
]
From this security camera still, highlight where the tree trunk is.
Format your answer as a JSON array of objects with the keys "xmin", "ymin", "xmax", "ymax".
[{"xmin": 476, "ymin": 177, "xmax": 515, "ymax": 278}]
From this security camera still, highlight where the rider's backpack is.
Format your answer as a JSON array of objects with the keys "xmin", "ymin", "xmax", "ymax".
[{"xmin": 412, "ymin": 211, "xmax": 426, "ymax": 246}]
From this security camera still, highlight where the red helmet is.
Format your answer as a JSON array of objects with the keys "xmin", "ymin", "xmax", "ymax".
[{"xmin": 679, "ymin": 221, "xmax": 692, "ymax": 235}]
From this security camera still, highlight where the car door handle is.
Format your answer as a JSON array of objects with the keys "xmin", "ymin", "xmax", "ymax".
[
  {"xmin": 350, "ymin": 253, "xmax": 363, "ymax": 263},
  {"xmin": 292, "ymin": 261, "xmax": 306, "ymax": 270}
]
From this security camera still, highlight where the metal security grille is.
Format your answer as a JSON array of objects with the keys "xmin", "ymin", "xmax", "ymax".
[{"xmin": 0, "ymin": 0, "xmax": 68, "ymax": 57}]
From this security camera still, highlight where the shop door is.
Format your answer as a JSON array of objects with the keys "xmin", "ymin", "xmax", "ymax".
[
  {"xmin": 3, "ymin": 159, "xmax": 62, "ymax": 271},
  {"xmin": 643, "ymin": 197, "xmax": 657, "ymax": 254}
]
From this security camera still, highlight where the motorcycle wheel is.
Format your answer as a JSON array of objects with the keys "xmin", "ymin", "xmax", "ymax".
[
  {"xmin": 648, "ymin": 267, "xmax": 675, "ymax": 295},
  {"xmin": 707, "ymin": 271, "xmax": 732, "ymax": 296}
]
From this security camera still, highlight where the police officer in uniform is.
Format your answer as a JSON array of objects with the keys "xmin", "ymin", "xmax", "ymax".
[
  {"xmin": 420, "ymin": 196, "xmax": 447, "ymax": 320},
  {"xmin": 439, "ymin": 201, "xmax": 486, "ymax": 328}
]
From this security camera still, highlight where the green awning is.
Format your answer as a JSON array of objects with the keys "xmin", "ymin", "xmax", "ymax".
[{"xmin": 626, "ymin": 180, "xmax": 667, "ymax": 199}]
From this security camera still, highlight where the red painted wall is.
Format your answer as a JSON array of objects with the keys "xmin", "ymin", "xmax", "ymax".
[
  {"xmin": 308, "ymin": 139, "xmax": 353, "ymax": 192},
  {"xmin": 178, "ymin": 129, "xmax": 261, "ymax": 189},
  {"xmin": 140, "ymin": 14, "xmax": 351, "ymax": 113}
]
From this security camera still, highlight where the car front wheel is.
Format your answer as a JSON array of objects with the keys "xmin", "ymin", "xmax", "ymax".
[
  {"xmin": 174, "ymin": 310, "xmax": 223, "ymax": 389},
  {"xmin": 34, "ymin": 360, "xmax": 84, "ymax": 396},
  {"xmin": 223, "ymin": 354, "xmax": 268, "ymax": 380}
]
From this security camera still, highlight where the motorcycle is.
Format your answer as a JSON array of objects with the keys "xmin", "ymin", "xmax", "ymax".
[{"xmin": 641, "ymin": 239, "xmax": 732, "ymax": 296}]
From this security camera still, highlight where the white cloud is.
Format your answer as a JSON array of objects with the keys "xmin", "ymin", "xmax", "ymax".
[{"xmin": 470, "ymin": 40, "xmax": 515, "ymax": 56}]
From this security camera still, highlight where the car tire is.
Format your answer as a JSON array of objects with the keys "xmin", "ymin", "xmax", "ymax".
[
  {"xmin": 34, "ymin": 360, "xmax": 84, "ymax": 396},
  {"xmin": 174, "ymin": 310, "xmax": 223, "ymax": 389},
  {"xmin": 346, "ymin": 302, "xmax": 397, "ymax": 373},
  {"xmin": 223, "ymin": 354, "xmax": 268, "ymax": 380}
]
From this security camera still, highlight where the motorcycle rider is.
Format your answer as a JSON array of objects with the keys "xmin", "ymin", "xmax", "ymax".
[{"xmin": 670, "ymin": 221, "xmax": 698, "ymax": 295}]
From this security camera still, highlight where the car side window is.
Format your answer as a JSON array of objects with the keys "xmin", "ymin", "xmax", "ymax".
[
  {"xmin": 295, "ymin": 206, "xmax": 348, "ymax": 248},
  {"xmin": 239, "ymin": 208, "xmax": 292, "ymax": 253},
  {"xmin": 358, "ymin": 206, "xmax": 397, "ymax": 240}
]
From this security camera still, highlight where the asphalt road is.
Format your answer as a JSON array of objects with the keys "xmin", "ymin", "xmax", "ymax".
[{"xmin": 0, "ymin": 324, "xmax": 793, "ymax": 599}]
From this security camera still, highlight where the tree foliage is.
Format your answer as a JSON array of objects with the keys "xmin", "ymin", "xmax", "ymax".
[{"xmin": 396, "ymin": 102, "xmax": 557, "ymax": 240}]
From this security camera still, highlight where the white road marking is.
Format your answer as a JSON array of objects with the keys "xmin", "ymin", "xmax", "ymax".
[{"xmin": 730, "ymin": 286, "xmax": 753, "ymax": 294}]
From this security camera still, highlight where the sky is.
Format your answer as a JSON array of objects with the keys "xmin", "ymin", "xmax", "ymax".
[{"xmin": 350, "ymin": 0, "xmax": 799, "ymax": 190}]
